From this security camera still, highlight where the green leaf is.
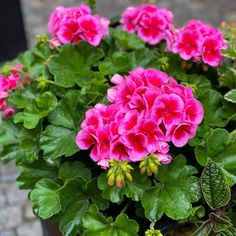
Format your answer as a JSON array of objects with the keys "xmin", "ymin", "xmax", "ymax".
[
  {"xmin": 192, "ymin": 220, "xmax": 213, "ymax": 236},
  {"xmin": 199, "ymin": 89, "xmax": 226, "ymax": 127},
  {"xmin": 112, "ymin": 29, "xmax": 145, "ymax": 50},
  {"xmin": 213, "ymin": 139, "xmax": 236, "ymax": 186},
  {"xmin": 16, "ymin": 44, "xmax": 51, "ymax": 76},
  {"xmin": 17, "ymin": 160, "xmax": 57, "ymax": 189},
  {"xmin": 30, "ymin": 178, "xmax": 62, "ymax": 219},
  {"xmin": 224, "ymin": 89, "xmax": 236, "ymax": 103},
  {"xmin": 0, "ymin": 119, "xmax": 19, "ymax": 146},
  {"xmin": 221, "ymin": 227, "xmax": 236, "ymax": 236},
  {"xmin": 14, "ymin": 91, "xmax": 57, "ymax": 129},
  {"xmin": 178, "ymin": 205, "xmax": 205, "ymax": 224},
  {"xmin": 39, "ymin": 125, "xmax": 78, "ymax": 165},
  {"xmin": 210, "ymin": 213, "xmax": 232, "ymax": 233},
  {"xmin": 0, "ymin": 144, "xmax": 24, "ymax": 163},
  {"xmin": 0, "ymin": 119, "xmax": 22, "ymax": 163},
  {"xmin": 141, "ymin": 156, "xmax": 200, "ymax": 221},
  {"xmin": 18, "ymin": 125, "xmax": 42, "ymax": 162},
  {"xmin": 219, "ymin": 67, "xmax": 236, "ymax": 89},
  {"xmin": 48, "ymin": 42, "xmax": 104, "ymax": 88},
  {"xmin": 195, "ymin": 129, "xmax": 236, "ymax": 186},
  {"xmin": 82, "ymin": 206, "xmax": 139, "ymax": 236},
  {"xmin": 201, "ymin": 159, "xmax": 231, "ymax": 209},
  {"xmin": 123, "ymin": 168, "xmax": 151, "ymax": 201},
  {"xmin": 58, "ymin": 177, "xmax": 109, "ymax": 236},
  {"xmin": 85, "ymin": 178, "xmax": 109, "ymax": 210},
  {"xmin": 48, "ymin": 90, "xmax": 82, "ymax": 129},
  {"xmin": 207, "ymin": 129, "xmax": 231, "ymax": 157},
  {"xmin": 8, "ymin": 88, "xmax": 34, "ymax": 109},
  {"xmin": 58, "ymin": 162, "xmax": 91, "ymax": 183},
  {"xmin": 59, "ymin": 200, "xmax": 90, "ymax": 236}
]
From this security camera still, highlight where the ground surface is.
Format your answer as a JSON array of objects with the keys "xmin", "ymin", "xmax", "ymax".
[{"xmin": 1, "ymin": 0, "xmax": 236, "ymax": 235}]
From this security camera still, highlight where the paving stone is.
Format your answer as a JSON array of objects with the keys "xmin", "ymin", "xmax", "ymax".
[
  {"xmin": 0, "ymin": 206, "xmax": 22, "ymax": 230},
  {"xmin": 23, "ymin": 203, "xmax": 36, "ymax": 220},
  {"xmin": 0, "ymin": 163, "xmax": 18, "ymax": 183},
  {"xmin": 0, "ymin": 194, "xmax": 6, "ymax": 207},
  {"xmin": 0, "ymin": 230, "xmax": 16, "ymax": 236},
  {"xmin": 17, "ymin": 221, "xmax": 43, "ymax": 236},
  {"xmin": 5, "ymin": 183, "xmax": 29, "ymax": 205},
  {"xmin": 21, "ymin": 0, "xmax": 236, "ymax": 48}
]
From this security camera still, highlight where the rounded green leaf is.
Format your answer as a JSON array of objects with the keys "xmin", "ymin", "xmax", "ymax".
[
  {"xmin": 30, "ymin": 178, "xmax": 61, "ymax": 219},
  {"xmin": 39, "ymin": 125, "xmax": 78, "ymax": 165},
  {"xmin": 141, "ymin": 156, "xmax": 200, "ymax": 221},
  {"xmin": 48, "ymin": 42, "xmax": 104, "ymax": 88},
  {"xmin": 82, "ymin": 206, "xmax": 139, "ymax": 236}
]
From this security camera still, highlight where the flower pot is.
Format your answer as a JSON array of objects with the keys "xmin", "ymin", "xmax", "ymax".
[{"xmin": 41, "ymin": 220, "xmax": 62, "ymax": 236}]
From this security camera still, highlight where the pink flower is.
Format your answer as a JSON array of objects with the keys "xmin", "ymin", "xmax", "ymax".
[
  {"xmin": 137, "ymin": 118, "xmax": 164, "ymax": 153},
  {"xmin": 118, "ymin": 110, "xmax": 140, "ymax": 135},
  {"xmin": 202, "ymin": 36, "xmax": 223, "ymax": 67},
  {"xmin": 0, "ymin": 75, "xmax": 10, "ymax": 92},
  {"xmin": 184, "ymin": 99, "xmax": 204, "ymax": 124},
  {"xmin": 152, "ymin": 94, "xmax": 184, "ymax": 128},
  {"xmin": 111, "ymin": 74, "xmax": 125, "ymax": 85},
  {"xmin": 172, "ymin": 30, "xmax": 202, "ymax": 60},
  {"xmin": 156, "ymin": 153, "xmax": 172, "ymax": 164},
  {"xmin": 76, "ymin": 127, "xmax": 97, "ymax": 150},
  {"xmin": 120, "ymin": 4, "xmax": 173, "ymax": 45},
  {"xmin": 57, "ymin": 20, "xmax": 82, "ymax": 44},
  {"xmin": 48, "ymin": 4, "xmax": 109, "ymax": 47},
  {"xmin": 76, "ymin": 68, "xmax": 204, "ymax": 168},
  {"xmin": 110, "ymin": 140, "xmax": 130, "ymax": 162},
  {"xmin": 166, "ymin": 122, "xmax": 197, "ymax": 147},
  {"xmin": 78, "ymin": 15, "xmax": 106, "ymax": 46},
  {"xmin": 120, "ymin": 6, "xmax": 139, "ymax": 33},
  {"xmin": 48, "ymin": 6, "xmax": 66, "ymax": 34},
  {"xmin": 121, "ymin": 132, "xmax": 148, "ymax": 161},
  {"xmin": 81, "ymin": 108, "xmax": 103, "ymax": 129},
  {"xmin": 4, "ymin": 107, "xmax": 15, "ymax": 117},
  {"xmin": 50, "ymin": 37, "xmax": 61, "ymax": 49},
  {"xmin": 0, "ymin": 98, "xmax": 7, "ymax": 110},
  {"xmin": 170, "ymin": 19, "xmax": 226, "ymax": 66},
  {"xmin": 142, "ymin": 69, "xmax": 170, "ymax": 87}
]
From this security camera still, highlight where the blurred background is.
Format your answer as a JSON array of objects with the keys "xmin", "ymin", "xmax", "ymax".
[{"xmin": 0, "ymin": 0, "xmax": 236, "ymax": 235}]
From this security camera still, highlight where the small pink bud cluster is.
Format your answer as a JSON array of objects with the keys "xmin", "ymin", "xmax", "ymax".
[
  {"xmin": 76, "ymin": 68, "xmax": 204, "ymax": 169},
  {"xmin": 48, "ymin": 3, "xmax": 110, "ymax": 47},
  {"xmin": 169, "ymin": 19, "xmax": 227, "ymax": 67},
  {"xmin": 120, "ymin": 4, "xmax": 174, "ymax": 45},
  {"xmin": 0, "ymin": 64, "xmax": 24, "ymax": 118}
]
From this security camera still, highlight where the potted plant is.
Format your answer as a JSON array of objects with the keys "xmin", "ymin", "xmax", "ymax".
[{"xmin": 1, "ymin": 1, "xmax": 236, "ymax": 235}]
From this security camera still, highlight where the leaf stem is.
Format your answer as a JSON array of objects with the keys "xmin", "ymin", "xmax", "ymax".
[{"xmin": 120, "ymin": 201, "xmax": 131, "ymax": 215}]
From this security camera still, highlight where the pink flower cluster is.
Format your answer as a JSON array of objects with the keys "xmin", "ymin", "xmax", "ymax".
[
  {"xmin": 169, "ymin": 19, "xmax": 227, "ymax": 67},
  {"xmin": 0, "ymin": 64, "xmax": 24, "ymax": 118},
  {"xmin": 48, "ymin": 3, "xmax": 110, "ymax": 47},
  {"xmin": 76, "ymin": 68, "xmax": 204, "ymax": 169},
  {"xmin": 120, "ymin": 4, "xmax": 173, "ymax": 45}
]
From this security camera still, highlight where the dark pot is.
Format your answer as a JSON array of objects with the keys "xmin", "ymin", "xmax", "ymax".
[{"xmin": 41, "ymin": 220, "xmax": 62, "ymax": 236}]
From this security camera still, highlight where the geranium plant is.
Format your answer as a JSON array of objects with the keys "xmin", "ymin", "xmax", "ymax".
[{"xmin": 1, "ymin": 1, "xmax": 236, "ymax": 235}]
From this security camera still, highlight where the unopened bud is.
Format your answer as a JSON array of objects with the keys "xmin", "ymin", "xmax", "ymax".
[
  {"xmin": 116, "ymin": 175, "xmax": 124, "ymax": 188},
  {"xmin": 107, "ymin": 173, "xmax": 115, "ymax": 186}
]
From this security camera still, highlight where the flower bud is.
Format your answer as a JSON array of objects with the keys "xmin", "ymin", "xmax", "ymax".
[
  {"xmin": 107, "ymin": 173, "xmax": 115, "ymax": 186},
  {"xmin": 116, "ymin": 175, "xmax": 124, "ymax": 188}
]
